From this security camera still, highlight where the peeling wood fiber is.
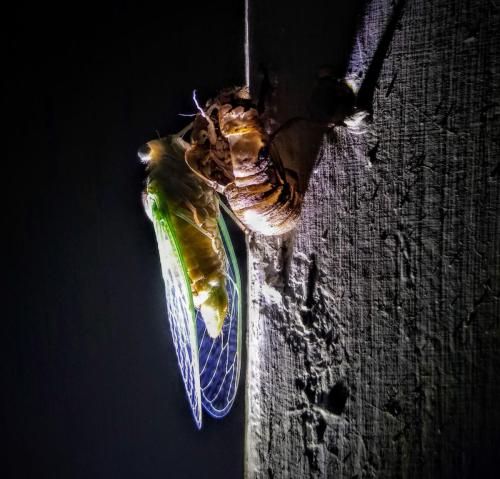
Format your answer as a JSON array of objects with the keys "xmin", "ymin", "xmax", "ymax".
[{"xmin": 245, "ymin": 0, "xmax": 500, "ymax": 477}]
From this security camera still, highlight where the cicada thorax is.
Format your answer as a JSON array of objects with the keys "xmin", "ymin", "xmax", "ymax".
[
  {"xmin": 185, "ymin": 88, "xmax": 303, "ymax": 236},
  {"xmin": 142, "ymin": 136, "xmax": 228, "ymax": 338}
]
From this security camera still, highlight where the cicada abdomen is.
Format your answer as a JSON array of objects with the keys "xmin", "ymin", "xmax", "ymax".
[
  {"xmin": 140, "ymin": 135, "xmax": 228, "ymax": 338},
  {"xmin": 186, "ymin": 88, "xmax": 303, "ymax": 236}
]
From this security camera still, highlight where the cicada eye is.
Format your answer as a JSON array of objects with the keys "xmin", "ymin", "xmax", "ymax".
[{"xmin": 137, "ymin": 143, "xmax": 152, "ymax": 163}]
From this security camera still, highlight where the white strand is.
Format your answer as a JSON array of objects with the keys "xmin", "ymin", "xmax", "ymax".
[
  {"xmin": 244, "ymin": 0, "xmax": 250, "ymax": 88},
  {"xmin": 192, "ymin": 89, "xmax": 207, "ymax": 119}
]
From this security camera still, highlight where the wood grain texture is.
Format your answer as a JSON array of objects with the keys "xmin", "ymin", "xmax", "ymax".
[{"xmin": 245, "ymin": 0, "xmax": 500, "ymax": 477}]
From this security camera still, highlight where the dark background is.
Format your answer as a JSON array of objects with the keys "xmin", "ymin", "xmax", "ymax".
[{"xmin": 3, "ymin": 2, "xmax": 246, "ymax": 478}]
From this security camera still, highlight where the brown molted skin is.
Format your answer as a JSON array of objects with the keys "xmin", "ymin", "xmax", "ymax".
[
  {"xmin": 186, "ymin": 88, "xmax": 303, "ymax": 236},
  {"xmin": 185, "ymin": 114, "xmax": 234, "ymax": 193}
]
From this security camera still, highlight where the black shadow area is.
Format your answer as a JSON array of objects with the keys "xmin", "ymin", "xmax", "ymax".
[
  {"xmin": 249, "ymin": 0, "xmax": 366, "ymax": 122},
  {"xmin": 3, "ymin": 2, "xmax": 245, "ymax": 478}
]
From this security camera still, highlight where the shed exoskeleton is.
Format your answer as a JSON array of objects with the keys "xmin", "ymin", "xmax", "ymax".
[{"xmin": 185, "ymin": 87, "xmax": 303, "ymax": 236}]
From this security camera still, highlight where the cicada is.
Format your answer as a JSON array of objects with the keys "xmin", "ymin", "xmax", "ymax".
[
  {"xmin": 139, "ymin": 87, "xmax": 305, "ymax": 427},
  {"xmin": 139, "ymin": 130, "xmax": 242, "ymax": 428}
]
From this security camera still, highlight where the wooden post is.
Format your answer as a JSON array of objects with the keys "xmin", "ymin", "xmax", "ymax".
[{"xmin": 245, "ymin": 0, "xmax": 500, "ymax": 477}]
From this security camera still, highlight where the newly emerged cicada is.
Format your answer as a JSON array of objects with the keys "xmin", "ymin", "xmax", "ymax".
[
  {"xmin": 139, "ymin": 87, "xmax": 303, "ymax": 427},
  {"xmin": 139, "ymin": 131, "xmax": 242, "ymax": 428}
]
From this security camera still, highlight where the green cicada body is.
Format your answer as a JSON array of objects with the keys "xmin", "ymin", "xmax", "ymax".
[{"xmin": 139, "ymin": 134, "xmax": 242, "ymax": 428}]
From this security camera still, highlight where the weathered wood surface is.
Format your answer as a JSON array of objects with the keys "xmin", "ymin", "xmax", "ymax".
[{"xmin": 245, "ymin": 0, "xmax": 500, "ymax": 477}]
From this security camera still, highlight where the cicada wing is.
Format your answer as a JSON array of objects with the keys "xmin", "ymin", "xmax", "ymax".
[
  {"xmin": 197, "ymin": 212, "xmax": 242, "ymax": 418},
  {"xmin": 146, "ymin": 193, "xmax": 202, "ymax": 429}
]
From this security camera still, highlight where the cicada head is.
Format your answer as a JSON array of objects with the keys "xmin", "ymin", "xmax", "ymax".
[
  {"xmin": 137, "ymin": 142, "xmax": 153, "ymax": 164},
  {"xmin": 137, "ymin": 139, "xmax": 168, "ymax": 171},
  {"xmin": 138, "ymin": 136, "xmax": 189, "ymax": 170}
]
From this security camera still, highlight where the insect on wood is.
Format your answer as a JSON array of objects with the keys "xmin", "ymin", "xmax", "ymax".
[
  {"xmin": 185, "ymin": 87, "xmax": 303, "ymax": 235},
  {"xmin": 138, "ymin": 87, "xmax": 304, "ymax": 427}
]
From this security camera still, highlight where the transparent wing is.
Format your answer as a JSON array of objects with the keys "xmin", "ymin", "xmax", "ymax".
[
  {"xmin": 147, "ymin": 193, "xmax": 202, "ymax": 429},
  {"xmin": 197, "ymin": 212, "xmax": 242, "ymax": 418}
]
